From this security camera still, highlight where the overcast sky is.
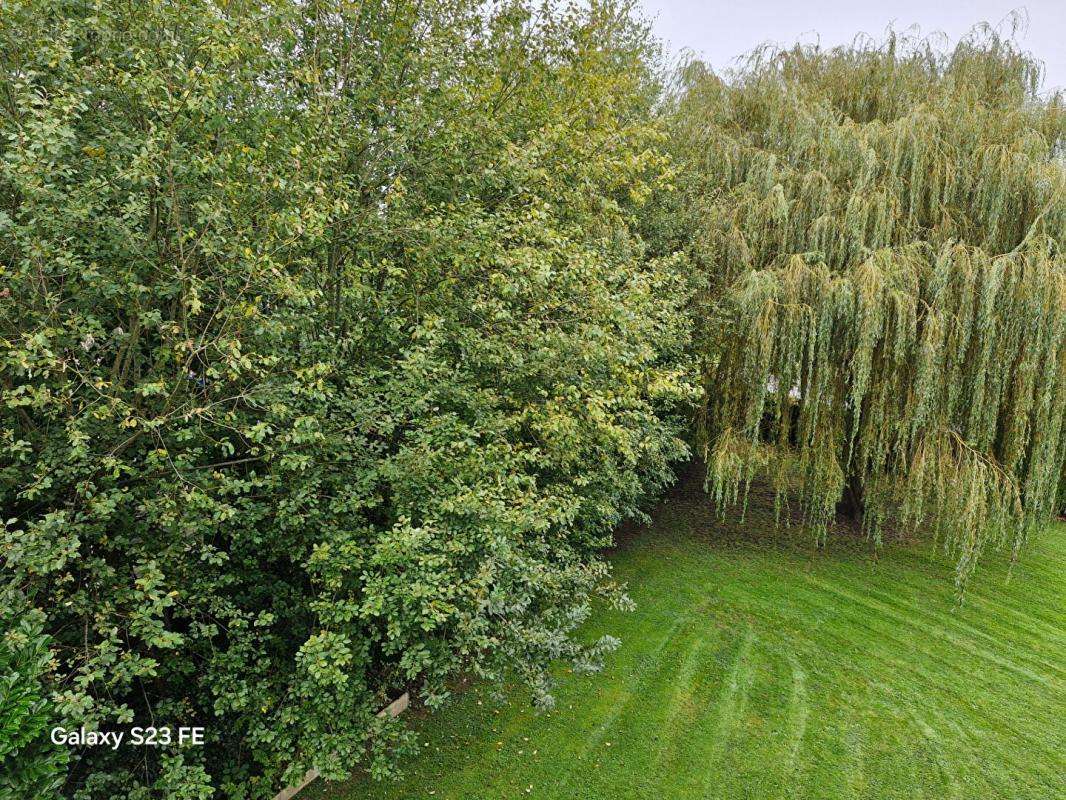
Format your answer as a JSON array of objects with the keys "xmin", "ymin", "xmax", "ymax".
[{"xmin": 638, "ymin": 1, "xmax": 1065, "ymax": 93}]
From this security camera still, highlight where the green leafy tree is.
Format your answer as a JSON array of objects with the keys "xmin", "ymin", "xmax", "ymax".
[
  {"xmin": 1, "ymin": 0, "xmax": 694, "ymax": 796},
  {"xmin": 655, "ymin": 23, "xmax": 1065, "ymax": 588},
  {"xmin": 0, "ymin": 596, "xmax": 67, "ymax": 800}
]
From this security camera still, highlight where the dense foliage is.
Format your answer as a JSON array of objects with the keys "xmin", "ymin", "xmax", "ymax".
[
  {"xmin": 0, "ymin": 1, "xmax": 696, "ymax": 796},
  {"xmin": 655, "ymin": 26, "xmax": 1066, "ymax": 587},
  {"xmin": 0, "ymin": 596, "xmax": 65, "ymax": 799},
  {"xmin": 4, "ymin": 2, "xmax": 1064, "ymax": 797}
]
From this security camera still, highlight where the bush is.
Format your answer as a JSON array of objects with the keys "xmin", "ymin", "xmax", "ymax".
[
  {"xmin": 0, "ymin": 1, "xmax": 695, "ymax": 796},
  {"xmin": 0, "ymin": 597, "xmax": 67, "ymax": 800}
]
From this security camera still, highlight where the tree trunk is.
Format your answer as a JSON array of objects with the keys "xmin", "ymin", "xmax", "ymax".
[{"xmin": 836, "ymin": 472, "xmax": 865, "ymax": 521}]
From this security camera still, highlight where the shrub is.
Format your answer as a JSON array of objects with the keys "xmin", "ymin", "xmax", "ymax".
[
  {"xmin": 0, "ymin": 597, "xmax": 66, "ymax": 799},
  {"xmin": 0, "ymin": 1, "xmax": 695, "ymax": 795}
]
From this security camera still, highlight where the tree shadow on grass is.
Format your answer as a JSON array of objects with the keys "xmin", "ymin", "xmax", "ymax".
[{"xmin": 609, "ymin": 459, "xmax": 891, "ymax": 565}]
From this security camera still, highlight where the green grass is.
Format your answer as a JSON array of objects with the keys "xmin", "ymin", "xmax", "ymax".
[{"xmin": 313, "ymin": 467, "xmax": 1066, "ymax": 800}]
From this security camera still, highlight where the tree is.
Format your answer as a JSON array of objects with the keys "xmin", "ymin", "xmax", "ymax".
[
  {"xmin": 658, "ymin": 23, "xmax": 1066, "ymax": 587},
  {"xmin": 1, "ymin": 1, "xmax": 693, "ymax": 795}
]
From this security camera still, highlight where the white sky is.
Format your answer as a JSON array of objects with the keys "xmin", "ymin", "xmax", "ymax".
[{"xmin": 639, "ymin": 1, "xmax": 1065, "ymax": 93}]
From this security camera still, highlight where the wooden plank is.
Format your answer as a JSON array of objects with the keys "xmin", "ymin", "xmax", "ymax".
[
  {"xmin": 378, "ymin": 691, "xmax": 409, "ymax": 718},
  {"xmin": 272, "ymin": 769, "xmax": 319, "ymax": 800},
  {"xmin": 271, "ymin": 692, "xmax": 410, "ymax": 800}
]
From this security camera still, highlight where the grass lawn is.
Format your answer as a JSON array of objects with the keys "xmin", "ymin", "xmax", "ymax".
[{"xmin": 312, "ymin": 465, "xmax": 1066, "ymax": 800}]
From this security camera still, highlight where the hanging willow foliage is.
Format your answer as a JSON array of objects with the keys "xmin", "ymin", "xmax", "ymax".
[{"xmin": 665, "ymin": 24, "xmax": 1066, "ymax": 588}]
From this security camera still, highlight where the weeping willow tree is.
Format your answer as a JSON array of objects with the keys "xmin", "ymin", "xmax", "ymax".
[{"xmin": 662, "ymin": 24, "xmax": 1066, "ymax": 587}]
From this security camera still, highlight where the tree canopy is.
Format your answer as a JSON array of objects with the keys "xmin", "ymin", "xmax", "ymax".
[
  {"xmin": 657, "ymin": 25, "xmax": 1066, "ymax": 588},
  {"xmin": 1, "ymin": 0, "xmax": 693, "ymax": 795},
  {"xmin": 2, "ymin": 3, "xmax": 1064, "ymax": 798}
]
